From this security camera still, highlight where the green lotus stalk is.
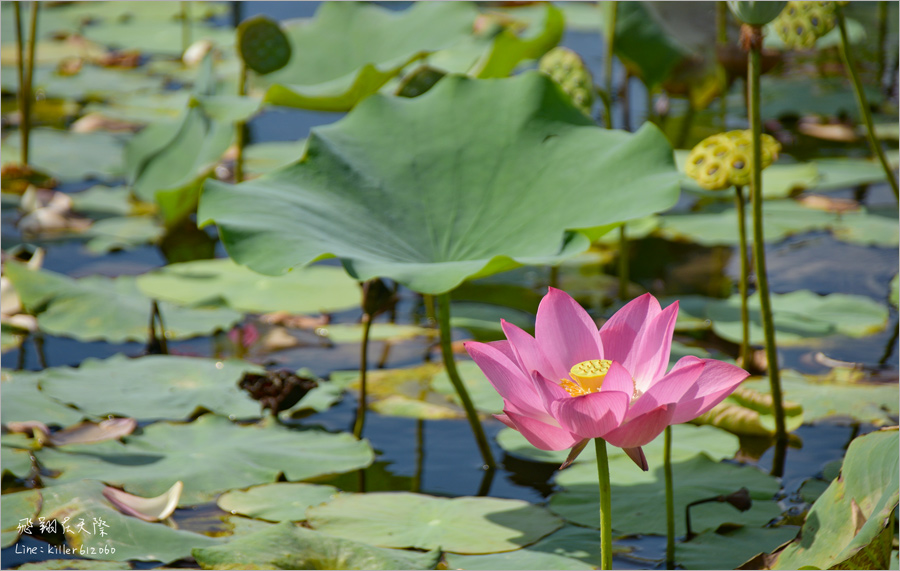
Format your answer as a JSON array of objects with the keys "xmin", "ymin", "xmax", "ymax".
[
  {"xmin": 618, "ymin": 225, "xmax": 628, "ymax": 299},
  {"xmin": 748, "ymin": 29, "xmax": 788, "ymax": 477},
  {"xmin": 437, "ymin": 293, "xmax": 495, "ymax": 469},
  {"xmin": 835, "ymin": 5, "xmax": 898, "ymax": 201},
  {"xmin": 595, "ymin": 437, "xmax": 613, "ymax": 570},
  {"xmin": 234, "ymin": 62, "xmax": 248, "ymax": 183},
  {"xmin": 735, "ymin": 185, "xmax": 750, "ymax": 366},
  {"xmin": 352, "ymin": 313, "xmax": 373, "ymax": 440},
  {"xmin": 876, "ymin": 1, "xmax": 888, "ymax": 85},
  {"xmin": 13, "ymin": 2, "xmax": 26, "ymax": 165},
  {"xmin": 664, "ymin": 425, "xmax": 675, "ymax": 569}
]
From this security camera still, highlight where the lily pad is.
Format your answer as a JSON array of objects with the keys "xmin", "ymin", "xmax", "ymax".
[
  {"xmin": 1, "ymin": 369, "xmax": 85, "ymax": 426},
  {"xmin": 242, "ymin": 140, "xmax": 308, "ymax": 176},
  {"xmin": 38, "ymin": 414, "xmax": 374, "ymax": 505},
  {"xmin": 742, "ymin": 371, "xmax": 899, "ymax": 427},
  {"xmin": 217, "ymin": 483, "xmax": 339, "ymax": 522},
  {"xmin": 4, "ymin": 261, "xmax": 241, "ymax": 344},
  {"xmin": 432, "ymin": 360, "xmax": 509, "ymax": 415},
  {"xmin": 16, "ymin": 561, "xmax": 131, "ymax": 570},
  {"xmin": 259, "ymin": 2, "xmax": 479, "ymax": 111},
  {"xmin": 200, "ymin": 72, "xmax": 680, "ymax": 295},
  {"xmin": 549, "ymin": 453, "xmax": 781, "ymax": 536},
  {"xmin": 70, "ymin": 185, "xmax": 135, "ymax": 217},
  {"xmin": 467, "ymin": 4, "xmax": 564, "ymax": 79},
  {"xmin": 84, "ymin": 216, "xmax": 165, "ymax": 254},
  {"xmin": 497, "ymin": 423, "xmax": 739, "ymax": 466},
  {"xmin": 810, "ymin": 156, "xmax": 897, "ymax": 192},
  {"xmin": 307, "ymin": 492, "xmax": 563, "ymax": 554},
  {"xmin": 675, "ymin": 290, "xmax": 889, "ymax": 346},
  {"xmin": 193, "ymin": 521, "xmax": 442, "ymax": 570},
  {"xmin": 690, "ymin": 386, "xmax": 805, "ymax": 438},
  {"xmin": 136, "ymin": 258, "xmax": 361, "ymax": 315},
  {"xmin": 37, "ymin": 480, "xmax": 220, "ymax": 562},
  {"xmin": 84, "ymin": 20, "xmax": 234, "ymax": 56},
  {"xmin": 1, "ymin": 128, "xmax": 125, "ymax": 182},
  {"xmin": 677, "ymin": 526, "xmax": 800, "ymax": 570},
  {"xmin": 1, "ymin": 435, "xmax": 35, "ymax": 479},
  {"xmin": 36, "ymin": 354, "xmax": 264, "ymax": 420},
  {"xmin": 1, "ymin": 489, "xmax": 41, "ymax": 548},
  {"xmin": 318, "ymin": 323, "xmax": 433, "ymax": 344},
  {"xmin": 774, "ymin": 429, "xmax": 899, "ymax": 570}
]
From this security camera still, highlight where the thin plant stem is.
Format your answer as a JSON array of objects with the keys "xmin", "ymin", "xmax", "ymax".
[
  {"xmin": 749, "ymin": 37, "xmax": 787, "ymax": 477},
  {"xmin": 437, "ymin": 293, "xmax": 495, "ymax": 469},
  {"xmin": 423, "ymin": 294, "xmax": 436, "ymax": 324},
  {"xmin": 603, "ymin": 1, "xmax": 618, "ymax": 130},
  {"xmin": 836, "ymin": 6, "xmax": 898, "ymax": 200},
  {"xmin": 664, "ymin": 426, "xmax": 675, "ymax": 568},
  {"xmin": 13, "ymin": 2, "xmax": 25, "ymax": 165},
  {"xmin": 876, "ymin": 1, "xmax": 888, "ymax": 88},
  {"xmin": 594, "ymin": 438, "xmax": 613, "ymax": 570},
  {"xmin": 548, "ymin": 265, "xmax": 559, "ymax": 289},
  {"xmin": 23, "ymin": 1, "xmax": 39, "ymax": 165},
  {"xmin": 34, "ymin": 334, "xmax": 47, "ymax": 370},
  {"xmin": 152, "ymin": 300, "xmax": 169, "ymax": 355},
  {"xmin": 734, "ymin": 185, "xmax": 750, "ymax": 366},
  {"xmin": 234, "ymin": 62, "xmax": 248, "ymax": 183},
  {"xmin": 352, "ymin": 314, "xmax": 373, "ymax": 439},
  {"xmin": 181, "ymin": 1, "xmax": 192, "ymax": 57},
  {"xmin": 412, "ymin": 418, "xmax": 424, "ymax": 493},
  {"xmin": 618, "ymin": 225, "xmax": 629, "ymax": 299}
]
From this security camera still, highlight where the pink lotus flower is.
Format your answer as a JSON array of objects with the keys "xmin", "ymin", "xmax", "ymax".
[{"xmin": 464, "ymin": 288, "xmax": 749, "ymax": 470}]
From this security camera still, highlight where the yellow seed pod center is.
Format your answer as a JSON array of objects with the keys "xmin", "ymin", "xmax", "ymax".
[{"xmin": 561, "ymin": 359, "xmax": 613, "ymax": 397}]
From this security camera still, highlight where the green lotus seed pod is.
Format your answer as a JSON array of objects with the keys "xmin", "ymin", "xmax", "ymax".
[
  {"xmin": 775, "ymin": 1, "xmax": 836, "ymax": 49},
  {"xmin": 685, "ymin": 131, "xmax": 782, "ymax": 190},
  {"xmin": 236, "ymin": 16, "xmax": 292, "ymax": 75},
  {"xmin": 728, "ymin": 1, "xmax": 788, "ymax": 25},
  {"xmin": 539, "ymin": 47, "xmax": 594, "ymax": 115}
]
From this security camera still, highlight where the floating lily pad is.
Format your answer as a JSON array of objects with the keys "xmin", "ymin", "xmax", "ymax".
[
  {"xmin": 1, "ymin": 369, "xmax": 85, "ymax": 426},
  {"xmin": 774, "ymin": 429, "xmax": 899, "ymax": 570},
  {"xmin": 82, "ymin": 92, "xmax": 192, "ymax": 124},
  {"xmin": 1, "ymin": 435, "xmax": 35, "ymax": 479},
  {"xmin": 217, "ymin": 483, "xmax": 339, "ymax": 522},
  {"xmin": 16, "ymin": 560, "xmax": 131, "ymax": 570},
  {"xmin": 1, "ymin": 128, "xmax": 125, "ymax": 182},
  {"xmin": 200, "ymin": 72, "xmax": 679, "ymax": 295},
  {"xmin": 497, "ymin": 423, "xmax": 739, "ymax": 466},
  {"xmin": 192, "ymin": 521, "xmax": 442, "ymax": 570},
  {"xmin": 677, "ymin": 525, "xmax": 799, "ymax": 570},
  {"xmin": 432, "ymin": 360, "xmax": 506, "ymax": 415},
  {"xmin": 741, "ymin": 372, "xmax": 899, "ymax": 427},
  {"xmin": 36, "ymin": 354, "xmax": 264, "ymax": 420},
  {"xmin": 84, "ymin": 216, "xmax": 165, "ymax": 254},
  {"xmin": 550, "ymin": 453, "xmax": 781, "ymax": 536},
  {"xmin": 810, "ymin": 156, "xmax": 897, "ymax": 192},
  {"xmin": 84, "ymin": 20, "xmax": 234, "ymax": 56},
  {"xmin": 38, "ymin": 415, "xmax": 374, "ymax": 505},
  {"xmin": 675, "ymin": 290, "xmax": 889, "ymax": 346},
  {"xmin": 37, "ymin": 480, "xmax": 220, "ymax": 562},
  {"xmin": 70, "ymin": 185, "xmax": 135, "ymax": 217},
  {"xmin": 307, "ymin": 492, "xmax": 563, "ymax": 554},
  {"xmin": 831, "ymin": 209, "xmax": 900, "ymax": 247},
  {"xmin": 136, "ymin": 258, "xmax": 361, "ymax": 315},
  {"xmin": 318, "ymin": 323, "xmax": 433, "ymax": 344},
  {"xmin": 690, "ymin": 386, "xmax": 805, "ymax": 438},
  {"xmin": 1, "ymin": 489, "xmax": 41, "ymax": 548},
  {"xmin": 4, "ymin": 262, "xmax": 241, "ymax": 344},
  {"xmin": 259, "ymin": 2, "xmax": 478, "ymax": 111}
]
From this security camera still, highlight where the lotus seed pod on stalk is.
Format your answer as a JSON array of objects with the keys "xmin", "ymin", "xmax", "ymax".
[
  {"xmin": 727, "ymin": 1, "xmax": 788, "ymax": 26},
  {"xmin": 538, "ymin": 47, "xmax": 594, "ymax": 115},
  {"xmin": 774, "ymin": 1, "xmax": 838, "ymax": 49},
  {"xmin": 685, "ymin": 130, "xmax": 781, "ymax": 190}
]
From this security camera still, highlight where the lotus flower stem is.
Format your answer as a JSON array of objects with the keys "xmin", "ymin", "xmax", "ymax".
[
  {"xmin": 876, "ymin": 1, "xmax": 888, "ymax": 94},
  {"xmin": 594, "ymin": 437, "xmax": 613, "ymax": 570},
  {"xmin": 664, "ymin": 425, "xmax": 675, "ymax": 568},
  {"xmin": 734, "ymin": 185, "xmax": 750, "ymax": 366},
  {"xmin": 234, "ymin": 62, "xmax": 248, "ymax": 183},
  {"xmin": 836, "ymin": 6, "xmax": 898, "ymax": 201},
  {"xmin": 602, "ymin": 1, "xmax": 618, "ymax": 130},
  {"xmin": 181, "ymin": 1, "xmax": 192, "ymax": 57},
  {"xmin": 352, "ymin": 314, "xmax": 373, "ymax": 440},
  {"xmin": 16, "ymin": 1, "xmax": 38, "ymax": 165},
  {"xmin": 748, "ymin": 35, "xmax": 787, "ymax": 476},
  {"xmin": 437, "ymin": 293, "xmax": 496, "ymax": 469}
]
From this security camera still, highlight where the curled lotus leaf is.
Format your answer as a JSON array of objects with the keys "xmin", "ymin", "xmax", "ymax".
[{"xmin": 199, "ymin": 72, "xmax": 680, "ymax": 295}]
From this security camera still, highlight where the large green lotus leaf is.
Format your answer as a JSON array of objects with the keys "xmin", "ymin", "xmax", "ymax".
[
  {"xmin": 193, "ymin": 521, "xmax": 441, "ymax": 570},
  {"xmin": 675, "ymin": 290, "xmax": 888, "ymax": 346},
  {"xmin": 243, "ymin": 140, "xmax": 309, "ymax": 176},
  {"xmin": 83, "ymin": 216, "xmax": 165, "ymax": 254},
  {"xmin": 497, "ymin": 423, "xmax": 739, "ymax": 466},
  {"xmin": 37, "ymin": 480, "xmax": 220, "ymax": 562},
  {"xmin": 1, "ymin": 489, "xmax": 41, "ymax": 548},
  {"xmin": 690, "ymin": 385, "xmax": 804, "ymax": 438},
  {"xmin": 16, "ymin": 561, "xmax": 131, "ymax": 570},
  {"xmin": 70, "ymin": 185, "xmax": 135, "ymax": 218},
  {"xmin": 200, "ymin": 73, "xmax": 680, "ymax": 295},
  {"xmin": 774, "ymin": 429, "xmax": 899, "ymax": 570},
  {"xmin": 598, "ymin": 1, "xmax": 690, "ymax": 88},
  {"xmin": 831, "ymin": 208, "xmax": 900, "ymax": 247},
  {"xmin": 35, "ymin": 1, "xmax": 228, "ymax": 29},
  {"xmin": 82, "ymin": 91, "xmax": 191, "ymax": 124},
  {"xmin": 677, "ymin": 526, "xmax": 799, "ymax": 570},
  {"xmin": 136, "ymin": 258, "xmax": 361, "ymax": 315},
  {"xmin": 810, "ymin": 157, "xmax": 896, "ymax": 192},
  {"xmin": 37, "ymin": 415, "xmax": 374, "ymax": 505},
  {"xmin": 307, "ymin": 492, "xmax": 563, "ymax": 554},
  {"xmin": 1, "ymin": 369, "xmax": 85, "ymax": 426},
  {"xmin": 1, "ymin": 434, "xmax": 34, "ymax": 479},
  {"xmin": 259, "ymin": 2, "xmax": 479, "ymax": 111},
  {"xmin": 1, "ymin": 128, "xmax": 125, "ymax": 182},
  {"xmin": 444, "ymin": 525, "xmax": 630, "ymax": 570},
  {"xmin": 319, "ymin": 323, "xmax": 433, "ymax": 344},
  {"xmin": 84, "ymin": 20, "xmax": 234, "ymax": 56},
  {"xmin": 468, "ymin": 3, "xmax": 564, "ymax": 79},
  {"xmin": 742, "ymin": 372, "xmax": 899, "ymax": 427},
  {"xmin": 36, "ymin": 354, "xmax": 264, "ymax": 420},
  {"xmin": 550, "ymin": 454, "xmax": 781, "ymax": 536},
  {"xmin": 217, "ymin": 483, "xmax": 339, "ymax": 523},
  {"xmin": 4, "ymin": 262, "xmax": 241, "ymax": 344},
  {"xmin": 3, "ymin": 64, "xmax": 167, "ymax": 100}
]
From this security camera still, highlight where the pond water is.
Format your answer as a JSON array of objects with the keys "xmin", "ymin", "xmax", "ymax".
[{"xmin": 1, "ymin": 1, "xmax": 897, "ymax": 570}]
